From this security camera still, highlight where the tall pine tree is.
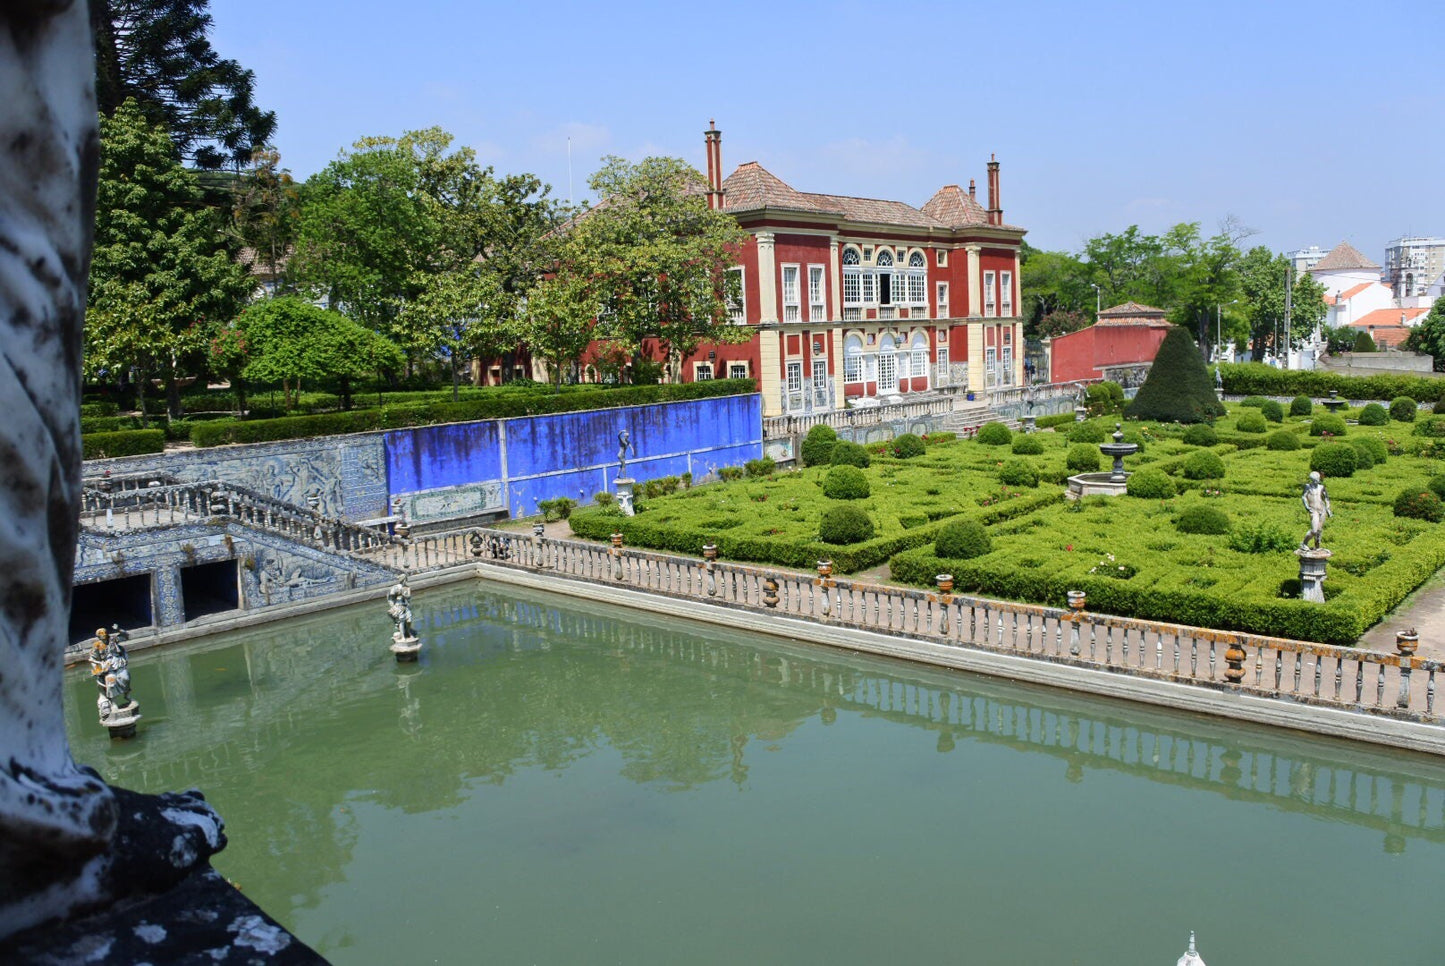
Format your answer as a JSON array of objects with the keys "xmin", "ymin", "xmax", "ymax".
[{"xmin": 1122, "ymin": 327, "xmax": 1227, "ymax": 424}]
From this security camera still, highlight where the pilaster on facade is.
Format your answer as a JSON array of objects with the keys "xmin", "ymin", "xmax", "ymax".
[
  {"xmin": 828, "ymin": 236, "xmax": 842, "ymax": 324},
  {"xmin": 756, "ymin": 232, "xmax": 779, "ymax": 325},
  {"xmin": 829, "ymin": 326, "xmax": 845, "ymax": 410},
  {"xmin": 965, "ymin": 245, "xmax": 982, "ymax": 319},
  {"xmin": 758, "ymin": 324, "xmax": 783, "ymax": 417},
  {"xmin": 967, "ymin": 323, "xmax": 985, "ymax": 394}
]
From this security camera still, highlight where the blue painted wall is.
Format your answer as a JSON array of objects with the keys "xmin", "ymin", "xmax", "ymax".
[{"xmin": 383, "ymin": 394, "xmax": 762, "ymax": 519}]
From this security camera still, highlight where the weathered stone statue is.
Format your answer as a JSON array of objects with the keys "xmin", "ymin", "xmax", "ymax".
[
  {"xmin": 1300, "ymin": 471, "xmax": 1332, "ymax": 550},
  {"xmin": 89, "ymin": 626, "xmax": 138, "ymax": 732},
  {"xmin": 617, "ymin": 429, "xmax": 635, "ymax": 476},
  {"xmin": 0, "ymin": 6, "xmax": 317, "ymax": 957},
  {"xmin": 387, "ymin": 574, "xmax": 417, "ymax": 642}
]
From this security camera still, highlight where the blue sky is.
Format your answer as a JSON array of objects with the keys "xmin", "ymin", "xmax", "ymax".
[{"xmin": 211, "ymin": 0, "xmax": 1443, "ymax": 262}]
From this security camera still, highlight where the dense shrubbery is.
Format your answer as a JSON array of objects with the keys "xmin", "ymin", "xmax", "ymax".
[
  {"xmin": 1290, "ymin": 395, "xmax": 1313, "ymax": 416},
  {"xmin": 1176, "ymin": 504, "xmax": 1231, "ymax": 535},
  {"xmin": 818, "ymin": 504, "xmax": 875, "ymax": 544},
  {"xmin": 893, "ymin": 433, "xmax": 927, "ymax": 458},
  {"xmin": 1416, "ymin": 416, "xmax": 1445, "ymax": 438},
  {"xmin": 744, "ymin": 457, "xmax": 775, "ymax": 478},
  {"xmin": 822, "ymin": 465, "xmax": 871, "ymax": 500},
  {"xmin": 1390, "ymin": 397, "xmax": 1419, "ymax": 422},
  {"xmin": 1310, "ymin": 442, "xmax": 1358, "ymax": 478},
  {"xmin": 188, "ymin": 379, "xmax": 756, "ymax": 448},
  {"xmin": 829, "ymin": 440, "xmax": 871, "ymax": 467},
  {"xmin": 538, "ymin": 497, "xmax": 577, "ymax": 521},
  {"xmin": 1266, "ymin": 430, "xmax": 1301, "ymax": 451},
  {"xmin": 1228, "ymin": 521, "xmax": 1296, "ymax": 554},
  {"xmin": 1067, "ymin": 421, "xmax": 1107, "ymax": 444},
  {"xmin": 1181, "ymin": 450, "xmax": 1225, "ymax": 480},
  {"xmin": 1036, "ymin": 413, "xmax": 1077, "ymax": 430},
  {"xmin": 1358, "ymin": 402, "xmax": 1388, "ymax": 426},
  {"xmin": 1085, "ymin": 381, "xmax": 1125, "ymax": 415},
  {"xmin": 1349, "ymin": 435, "xmax": 1387, "ymax": 467},
  {"xmin": 1434, "ymin": 399, "xmax": 1445, "ymax": 415},
  {"xmin": 1394, "ymin": 489, "xmax": 1445, "ymax": 522},
  {"xmin": 1220, "ymin": 362, "xmax": 1445, "ymax": 404},
  {"xmin": 998, "ymin": 459, "xmax": 1039, "ymax": 488},
  {"xmin": 1240, "ymin": 396, "xmax": 1268, "ymax": 408},
  {"xmin": 1181, "ymin": 423, "xmax": 1217, "ymax": 447},
  {"xmin": 1066, "ymin": 445, "xmax": 1101, "ymax": 473},
  {"xmin": 1346, "ymin": 438, "xmax": 1376, "ymax": 470},
  {"xmin": 935, "ymin": 520, "xmax": 992, "ymax": 559},
  {"xmin": 1125, "ymin": 468, "xmax": 1175, "ymax": 499},
  {"xmin": 1124, "ymin": 327, "xmax": 1226, "ymax": 423},
  {"xmin": 1235, "ymin": 411, "xmax": 1268, "ymax": 434},
  {"xmin": 80, "ymin": 400, "xmax": 119, "ymax": 418},
  {"xmin": 1309, "ymin": 414, "xmax": 1347, "ymax": 437},
  {"xmin": 1011, "ymin": 434, "xmax": 1045, "ymax": 455},
  {"xmin": 82, "ymin": 429, "xmax": 166, "ymax": 460},
  {"xmin": 801, "ymin": 425, "xmax": 837, "ymax": 467},
  {"xmin": 977, "ymin": 422, "xmax": 1012, "ymax": 446},
  {"xmin": 1260, "ymin": 400, "xmax": 1284, "ymax": 423}
]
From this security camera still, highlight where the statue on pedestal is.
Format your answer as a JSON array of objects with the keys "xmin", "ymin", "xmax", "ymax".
[
  {"xmin": 387, "ymin": 574, "xmax": 422, "ymax": 661},
  {"xmin": 1299, "ymin": 471, "xmax": 1332, "ymax": 551},
  {"xmin": 89, "ymin": 627, "xmax": 138, "ymax": 731},
  {"xmin": 617, "ymin": 429, "xmax": 635, "ymax": 477}
]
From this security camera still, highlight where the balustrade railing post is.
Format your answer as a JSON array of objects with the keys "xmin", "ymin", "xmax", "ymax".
[
  {"xmin": 1394, "ymin": 627, "xmax": 1419, "ymax": 710},
  {"xmin": 1224, "ymin": 635, "xmax": 1247, "ymax": 686},
  {"xmin": 1066, "ymin": 590, "xmax": 1085, "ymax": 657},
  {"xmin": 533, "ymin": 522, "xmax": 548, "ymax": 569},
  {"xmin": 762, "ymin": 576, "xmax": 779, "ymax": 608},
  {"xmin": 935, "ymin": 575, "xmax": 953, "ymax": 637},
  {"xmin": 814, "ymin": 560, "xmax": 834, "ymax": 617},
  {"xmin": 703, "ymin": 544, "xmax": 718, "ymax": 597},
  {"xmin": 610, "ymin": 533, "xmax": 625, "ymax": 581}
]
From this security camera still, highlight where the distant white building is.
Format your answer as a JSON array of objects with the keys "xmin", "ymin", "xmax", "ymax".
[
  {"xmin": 1384, "ymin": 235, "xmax": 1445, "ymax": 301},
  {"xmin": 1287, "ymin": 245, "xmax": 1328, "ymax": 275},
  {"xmin": 1309, "ymin": 240, "xmax": 1381, "ymax": 296}
]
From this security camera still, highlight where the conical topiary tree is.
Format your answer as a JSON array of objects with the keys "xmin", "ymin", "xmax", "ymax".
[{"xmin": 1123, "ymin": 326, "xmax": 1227, "ymax": 424}]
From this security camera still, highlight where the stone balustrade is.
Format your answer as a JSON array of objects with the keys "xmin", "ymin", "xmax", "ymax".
[
  {"xmin": 450, "ymin": 526, "xmax": 1445, "ymax": 728},
  {"xmin": 763, "ymin": 395, "xmax": 957, "ymax": 440}
]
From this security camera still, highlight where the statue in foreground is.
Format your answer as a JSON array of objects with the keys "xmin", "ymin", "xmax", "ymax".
[{"xmin": 0, "ymin": 4, "xmax": 318, "ymax": 959}]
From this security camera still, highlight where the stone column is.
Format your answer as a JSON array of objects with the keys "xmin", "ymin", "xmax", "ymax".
[
  {"xmin": 756, "ymin": 232, "xmax": 778, "ymax": 324},
  {"xmin": 758, "ymin": 325, "xmax": 783, "ymax": 417},
  {"xmin": 828, "ymin": 235, "xmax": 842, "ymax": 322},
  {"xmin": 967, "ymin": 322, "xmax": 986, "ymax": 396},
  {"xmin": 965, "ymin": 244, "xmax": 982, "ymax": 319},
  {"xmin": 155, "ymin": 566, "xmax": 185, "ymax": 626}
]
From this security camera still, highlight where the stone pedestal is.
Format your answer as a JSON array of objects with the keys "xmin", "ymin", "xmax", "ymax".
[
  {"xmin": 1296, "ymin": 547, "xmax": 1333, "ymax": 603},
  {"xmin": 390, "ymin": 633, "xmax": 422, "ymax": 662},
  {"xmin": 1021, "ymin": 414, "xmax": 1036, "ymax": 434},
  {"xmin": 1074, "ymin": 406, "xmax": 1088, "ymax": 423},
  {"xmin": 100, "ymin": 701, "xmax": 141, "ymax": 739},
  {"xmin": 615, "ymin": 478, "xmax": 636, "ymax": 517}
]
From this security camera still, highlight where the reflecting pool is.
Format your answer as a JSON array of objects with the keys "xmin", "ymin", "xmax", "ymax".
[{"xmin": 66, "ymin": 581, "xmax": 1445, "ymax": 964}]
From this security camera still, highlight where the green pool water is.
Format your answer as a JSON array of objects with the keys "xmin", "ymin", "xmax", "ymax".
[{"xmin": 66, "ymin": 581, "xmax": 1445, "ymax": 964}]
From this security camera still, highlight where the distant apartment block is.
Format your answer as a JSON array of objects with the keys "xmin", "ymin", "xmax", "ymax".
[{"xmin": 1384, "ymin": 235, "xmax": 1445, "ymax": 300}]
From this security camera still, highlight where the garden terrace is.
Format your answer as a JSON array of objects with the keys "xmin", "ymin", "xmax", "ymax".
[{"xmin": 568, "ymin": 404, "xmax": 1445, "ymax": 645}]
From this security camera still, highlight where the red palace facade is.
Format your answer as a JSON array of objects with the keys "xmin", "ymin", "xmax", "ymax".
[{"xmin": 680, "ymin": 123, "xmax": 1027, "ymax": 418}]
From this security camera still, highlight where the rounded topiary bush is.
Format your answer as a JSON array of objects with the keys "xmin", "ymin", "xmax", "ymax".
[
  {"xmin": 830, "ymin": 440, "xmax": 871, "ymax": 468},
  {"xmin": 935, "ymin": 519, "xmax": 992, "ymax": 559},
  {"xmin": 801, "ymin": 424, "xmax": 837, "ymax": 467},
  {"xmin": 1290, "ymin": 395, "xmax": 1313, "ymax": 416},
  {"xmin": 1240, "ymin": 396, "xmax": 1268, "ymax": 409},
  {"xmin": 893, "ymin": 433, "xmax": 926, "ymax": 458},
  {"xmin": 1349, "ymin": 435, "xmax": 1387, "ymax": 467},
  {"xmin": 1390, "ymin": 397, "xmax": 1418, "ymax": 422},
  {"xmin": 1358, "ymin": 402, "xmax": 1388, "ymax": 426},
  {"xmin": 822, "ymin": 464, "xmax": 871, "ymax": 499},
  {"xmin": 1394, "ymin": 488, "xmax": 1445, "ymax": 523},
  {"xmin": 1310, "ymin": 414, "xmax": 1347, "ymax": 437},
  {"xmin": 998, "ymin": 458, "xmax": 1039, "ymax": 488},
  {"xmin": 1434, "ymin": 398, "xmax": 1445, "ymax": 415},
  {"xmin": 1011, "ymin": 434, "xmax": 1045, "ymax": 455},
  {"xmin": 976, "ymin": 422, "xmax": 1011, "ymax": 446},
  {"xmin": 1182, "ymin": 423, "xmax": 1217, "ymax": 447},
  {"xmin": 1176, "ymin": 504, "xmax": 1231, "ymax": 535},
  {"xmin": 1415, "ymin": 415, "xmax": 1445, "ymax": 438},
  {"xmin": 1066, "ymin": 444, "xmax": 1101, "ymax": 473},
  {"xmin": 1266, "ymin": 429, "xmax": 1301, "ymax": 451},
  {"xmin": 1067, "ymin": 421, "xmax": 1108, "ymax": 444},
  {"xmin": 1235, "ymin": 411, "xmax": 1268, "ymax": 434},
  {"xmin": 1260, "ymin": 400, "xmax": 1284, "ymax": 423},
  {"xmin": 1126, "ymin": 468, "xmax": 1176, "ymax": 499},
  {"xmin": 818, "ymin": 504, "xmax": 876, "ymax": 543},
  {"xmin": 1181, "ymin": 450, "xmax": 1226, "ymax": 480},
  {"xmin": 1347, "ymin": 438, "xmax": 1376, "ymax": 469},
  {"xmin": 1310, "ymin": 441, "xmax": 1358, "ymax": 478},
  {"xmin": 1429, "ymin": 476, "xmax": 1445, "ymax": 501}
]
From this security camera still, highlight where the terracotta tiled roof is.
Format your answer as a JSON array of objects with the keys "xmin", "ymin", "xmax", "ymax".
[
  {"xmin": 920, "ymin": 185, "xmax": 990, "ymax": 228},
  {"xmin": 1312, "ymin": 240, "xmax": 1380, "ymax": 272},
  {"xmin": 803, "ymin": 191, "xmax": 943, "ymax": 228},
  {"xmin": 1349, "ymin": 307, "xmax": 1428, "ymax": 329},
  {"xmin": 1097, "ymin": 301, "xmax": 1169, "ymax": 324},
  {"xmin": 721, "ymin": 163, "xmax": 834, "ymax": 215},
  {"xmin": 1350, "ymin": 324, "xmax": 1410, "ymax": 348}
]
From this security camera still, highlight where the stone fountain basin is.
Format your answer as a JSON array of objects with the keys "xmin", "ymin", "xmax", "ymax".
[{"xmin": 1066, "ymin": 472, "xmax": 1129, "ymax": 500}]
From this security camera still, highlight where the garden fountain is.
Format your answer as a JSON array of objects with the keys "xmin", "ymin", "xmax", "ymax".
[
  {"xmin": 1321, "ymin": 390, "xmax": 1347, "ymax": 416},
  {"xmin": 1065, "ymin": 423, "xmax": 1139, "ymax": 499}
]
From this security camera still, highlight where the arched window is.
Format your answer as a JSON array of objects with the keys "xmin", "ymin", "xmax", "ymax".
[
  {"xmin": 842, "ymin": 248, "xmax": 862, "ymax": 307},
  {"xmin": 911, "ymin": 333, "xmax": 930, "ymax": 389},
  {"xmin": 907, "ymin": 251, "xmax": 927, "ymax": 305},
  {"xmin": 875, "ymin": 249, "xmax": 894, "ymax": 306},
  {"xmin": 878, "ymin": 334, "xmax": 897, "ymax": 392},
  {"xmin": 844, "ymin": 334, "xmax": 864, "ymax": 383}
]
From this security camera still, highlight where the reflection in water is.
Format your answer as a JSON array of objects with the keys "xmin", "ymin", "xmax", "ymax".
[{"xmin": 66, "ymin": 583, "xmax": 1445, "ymax": 965}]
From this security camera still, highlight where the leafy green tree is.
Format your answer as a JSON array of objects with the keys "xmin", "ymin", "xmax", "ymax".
[
  {"xmin": 1019, "ymin": 243, "xmax": 1094, "ymax": 331},
  {"xmin": 1123, "ymin": 327, "xmax": 1226, "ymax": 423},
  {"xmin": 396, "ymin": 268, "xmax": 512, "ymax": 400},
  {"xmin": 525, "ymin": 276, "xmax": 600, "ymax": 389},
  {"xmin": 558, "ymin": 156, "xmax": 749, "ymax": 380},
  {"xmin": 230, "ymin": 147, "xmax": 299, "ymax": 294},
  {"xmin": 1404, "ymin": 300, "xmax": 1445, "ymax": 371},
  {"xmin": 1352, "ymin": 330, "xmax": 1377, "ymax": 352},
  {"xmin": 90, "ymin": 0, "xmax": 275, "ymax": 170},
  {"xmin": 238, "ymin": 297, "xmax": 403, "ymax": 410},
  {"xmin": 87, "ymin": 99, "xmax": 252, "ymax": 420},
  {"xmin": 1035, "ymin": 309, "xmax": 1091, "ymax": 339}
]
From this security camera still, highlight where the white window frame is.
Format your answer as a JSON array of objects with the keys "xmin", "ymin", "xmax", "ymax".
[
  {"xmin": 936, "ymin": 249, "xmax": 948, "ymax": 267},
  {"xmin": 811, "ymin": 357, "xmax": 827, "ymax": 392},
  {"xmin": 984, "ymin": 271, "xmax": 997, "ymax": 318},
  {"xmin": 785, "ymin": 360, "xmax": 803, "ymax": 393},
  {"xmin": 842, "ymin": 248, "xmax": 862, "ymax": 306},
  {"xmin": 807, "ymin": 264, "xmax": 826, "ymax": 322},
  {"xmin": 911, "ymin": 334, "xmax": 929, "ymax": 388},
  {"xmin": 874, "ymin": 249, "xmax": 894, "ymax": 307},
  {"xmin": 936, "ymin": 346, "xmax": 950, "ymax": 386},
  {"xmin": 907, "ymin": 251, "xmax": 927, "ymax": 306},
  {"xmin": 728, "ymin": 361, "xmax": 749, "ymax": 380},
  {"xmin": 1001, "ymin": 345, "xmax": 1013, "ymax": 385},
  {"xmin": 844, "ymin": 335, "xmax": 864, "ymax": 383},
  {"xmin": 896, "ymin": 347, "xmax": 911, "ymax": 381},
  {"xmin": 877, "ymin": 336, "xmax": 898, "ymax": 393},
  {"xmin": 936, "ymin": 281, "xmax": 949, "ymax": 318},
  {"xmin": 694, "ymin": 361, "xmax": 714, "ymax": 381},
  {"xmin": 726, "ymin": 266, "xmax": 745, "ymax": 323},
  {"xmin": 985, "ymin": 345, "xmax": 997, "ymax": 380},
  {"xmin": 1000, "ymin": 270, "xmax": 1013, "ymax": 317},
  {"xmin": 781, "ymin": 264, "xmax": 801, "ymax": 323}
]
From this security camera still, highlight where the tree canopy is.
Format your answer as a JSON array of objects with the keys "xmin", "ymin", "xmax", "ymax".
[
  {"xmin": 91, "ymin": 0, "xmax": 275, "ymax": 170},
  {"xmin": 555, "ymin": 156, "xmax": 749, "ymax": 379},
  {"xmin": 1404, "ymin": 300, "xmax": 1445, "ymax": 371},
  {"xmin": 236, "ymin": 297, "xmax": 402, "ymax": 409}
]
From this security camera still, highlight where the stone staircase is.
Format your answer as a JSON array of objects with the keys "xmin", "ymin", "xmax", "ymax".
[{"xmin": 942, "ymin": 401, "xmax": 1020, "ymax": 435}]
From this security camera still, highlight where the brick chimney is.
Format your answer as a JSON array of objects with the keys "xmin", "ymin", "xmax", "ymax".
[
  {"xmin": 704, "ymin": 120, "xmax": 724, "ymax": 210},
  {"xmin": 986, "ymin": 155, "xmax": 1001, "ymax": 226},
  {"xmin": 968, "ymin": 179, "xmax": 976, "ymax": 201}
]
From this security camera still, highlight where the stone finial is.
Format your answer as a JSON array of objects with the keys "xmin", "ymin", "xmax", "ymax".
[{"xmin": 1176, "ymin": 931, "xmax": 1206, "ymax": 966}]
